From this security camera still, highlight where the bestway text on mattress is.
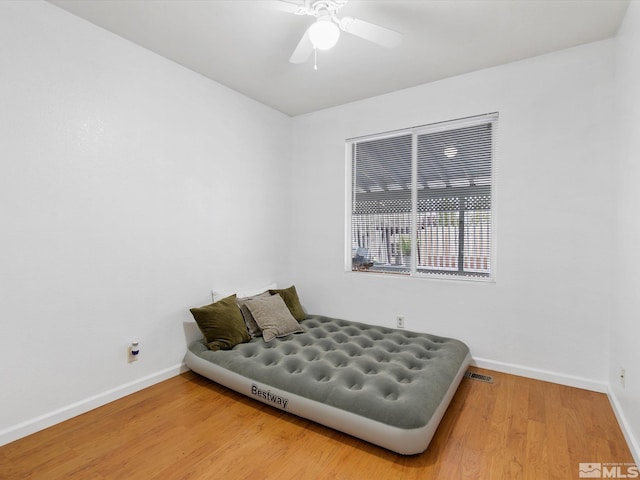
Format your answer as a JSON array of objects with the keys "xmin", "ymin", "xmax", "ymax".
[{"xmin": 251, "ymin": 384, "xmax": 289, "ymax": 409}]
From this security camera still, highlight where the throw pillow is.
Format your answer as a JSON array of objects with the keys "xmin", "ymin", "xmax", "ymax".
[
  {"xmin": 237, "ymin": 291, "xmax": 271, "ymax": 337},
  {"xmin": 189, "ymin": 294, "xmax": 250, "ymax": 351},
  {"xmin": 246, "ymin": 294, "xmax": 303, "ymax": 342},
  {"xmin": 268, "ymin": 285, "xmax": 305, "ymax": 321}
]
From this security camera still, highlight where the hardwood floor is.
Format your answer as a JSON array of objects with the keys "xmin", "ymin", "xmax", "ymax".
[{"xmin": 0, "ymin": 368, "xmax": 633, "ymax": 479}]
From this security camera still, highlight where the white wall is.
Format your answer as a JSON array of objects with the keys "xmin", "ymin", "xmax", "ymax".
[
  {"xmin": 0, "ymin": 1, "xmax": 291, "ymax": 445},
  {"xmin": 612, "ymin": 0, "xmax": 640, "ymax": 463},
  {"xmin": 290, "ymin": 40, "xmax": 615, "ymax": 391},
  {"xmin": 1, "ymin": 0, "xmax": 635, "ymax": 458}
]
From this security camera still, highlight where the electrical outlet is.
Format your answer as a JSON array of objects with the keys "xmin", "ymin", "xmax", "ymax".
[
  {"xmin": 129, "ymin": 341, "xmax": 140, "ymax": 363},
  {"xmin": 620, "ymin": 367, "xmax": 626, "ymax": 388},
  {"xmin": 396, "ymin": 316, "xmax": 404, "ymax": 329}
]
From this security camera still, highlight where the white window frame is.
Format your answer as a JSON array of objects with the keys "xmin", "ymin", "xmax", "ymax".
[{"xmin": 345, "ymin": 113, "xmax": 498, "ymax": 282}]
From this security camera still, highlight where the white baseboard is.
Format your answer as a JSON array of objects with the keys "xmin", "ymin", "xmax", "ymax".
[
  {"xmin": 472, "ymin": 356, "xmax": 609, "ymax": 393},
  {"xmin": 0, "ymin": 363, "xmax": 188, "ymax": 447},
  {"xmin": 607, "ymin": 387, "xmax": 640, "ymax": 466}
]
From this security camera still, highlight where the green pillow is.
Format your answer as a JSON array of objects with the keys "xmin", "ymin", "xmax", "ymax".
[
  {"xmin": 269, "ymin": 285, "xmax": 305, "ymax": 321},
  {"xmin": 189, "ymin": 294, "xmax": 250, "ymax": 351}
]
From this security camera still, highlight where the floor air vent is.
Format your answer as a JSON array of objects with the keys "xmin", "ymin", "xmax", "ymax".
[{"xmin": 464, "ymin": 371, "xmax": 494, "ymax": 383}]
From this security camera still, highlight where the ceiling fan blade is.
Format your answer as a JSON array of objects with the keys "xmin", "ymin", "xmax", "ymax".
[
  {"xmin": 271, "ymin": 0, "xmax": 309, "ymax": 15},
  {"xmin": 339, "ymin": 17, "xmax": 403, "ymax": 48},
  {"xmin": 289, "ymin": 30, "xmax": 314, "ymax": 64}
]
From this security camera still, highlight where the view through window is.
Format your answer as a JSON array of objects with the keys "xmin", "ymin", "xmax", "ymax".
[{"xmin": 349, "ymin": 113, "xmax": 497, "ymax": 280}]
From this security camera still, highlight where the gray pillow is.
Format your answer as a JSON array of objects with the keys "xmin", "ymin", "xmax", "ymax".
[
  {"xmin": 269, "ymin": 285, "xmax": 305, "ymax": 321},
  {"xmin": 237, "ymin": 291, "xmax": 271, "ymax": 337},
  {"xmin": 245, "ymin": 294, "xmax": 303, "ymax": 342}
]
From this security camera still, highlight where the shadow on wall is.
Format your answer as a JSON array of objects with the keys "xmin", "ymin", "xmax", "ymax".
[{"xmin": 183, "ymin": 321, "xmax": 202, "ymax": 346}]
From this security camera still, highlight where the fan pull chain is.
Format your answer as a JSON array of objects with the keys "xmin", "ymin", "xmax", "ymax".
[{"xmin": 314, "ymin": 47, "xmax": 318, "ymax": 71}]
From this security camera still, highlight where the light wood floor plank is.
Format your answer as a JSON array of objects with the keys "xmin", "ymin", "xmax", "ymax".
[{"xmin": 0, "ymin": 368, "xmax": 634, "ymax": 479}]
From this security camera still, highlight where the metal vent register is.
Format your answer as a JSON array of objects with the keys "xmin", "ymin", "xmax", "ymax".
[{"xmin": 464, "ymin": 371, "xmax": 494, "ymax": 383}]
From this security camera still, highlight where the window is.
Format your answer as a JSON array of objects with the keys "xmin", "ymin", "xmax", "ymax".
[{"xmin": 348, "ymin": 113, "xmax": 497, "ymax": 280}]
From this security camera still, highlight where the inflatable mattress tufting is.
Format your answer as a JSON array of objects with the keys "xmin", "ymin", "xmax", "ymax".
[{"xmin": 185, "ymin": 314, "xmax": 470, "ymax": 455}]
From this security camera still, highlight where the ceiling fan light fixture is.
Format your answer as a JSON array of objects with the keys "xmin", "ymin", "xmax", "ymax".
[{"xmin": 308, "ymin": 17, "xmax": 340, "ymax": 50}]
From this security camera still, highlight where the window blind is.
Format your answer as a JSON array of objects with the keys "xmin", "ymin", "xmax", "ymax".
[
  {"xmin": 352, "ymin": 134, "xmax": 413, "ymax": 273},
  {"xmin": 349, "ymin": 113, "xmax": 497, "ymax": 279}
]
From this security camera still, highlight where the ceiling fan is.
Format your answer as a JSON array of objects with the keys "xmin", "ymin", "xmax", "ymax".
[{"xmin": 276, "ymin": 0, "xmax": 403, "ymax": 64}]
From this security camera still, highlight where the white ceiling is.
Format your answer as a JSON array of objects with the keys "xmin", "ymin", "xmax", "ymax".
[{"xmin": 48, "ymin": 0, "xmax": 629, "ymax": 117}]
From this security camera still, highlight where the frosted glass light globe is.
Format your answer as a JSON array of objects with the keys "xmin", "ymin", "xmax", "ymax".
[{"xmin": 308, "ymin": 18, "xmax": 340, "ymax": 50}]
